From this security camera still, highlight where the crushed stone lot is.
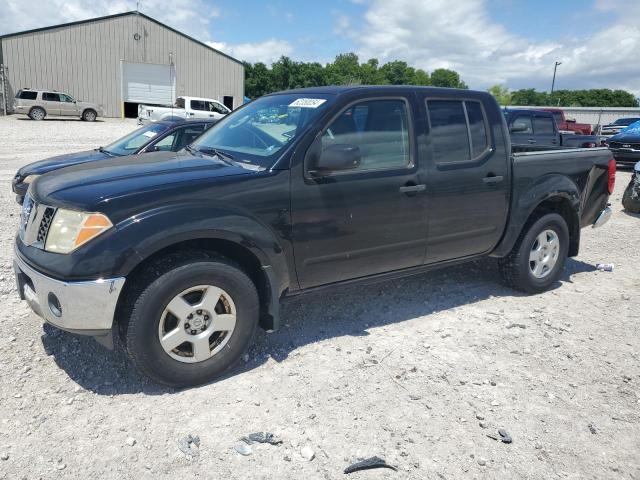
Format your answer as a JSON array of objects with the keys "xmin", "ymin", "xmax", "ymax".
[{"xmin": 0, "ymin": 115, "xmax": 639, "ymax": 479}]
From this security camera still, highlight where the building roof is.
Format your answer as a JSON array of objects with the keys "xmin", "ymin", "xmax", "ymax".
[{"xmin": 0, "ymin": 11, "xmax": 243, "ymax": 66}]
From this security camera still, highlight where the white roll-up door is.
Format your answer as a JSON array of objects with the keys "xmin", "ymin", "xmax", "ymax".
[{"xmin": 122, "ymin": 62, "xmax": 175, "ymax": 105}]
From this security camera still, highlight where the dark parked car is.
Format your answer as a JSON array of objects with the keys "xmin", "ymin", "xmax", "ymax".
[
  {"xmin": 14, "ymin": 86, "xmax": 615, "ymax": 387},
  {"xmin": 12, "ymin": 118, "xmax": 217, "ymax": 204},
  {"xmin": 605, "ymin": 123, "xmax": 640, "ymax": 168},
  {"xmin": 504, "ymin": 109, "xmax": 600, "ymax": 151}
]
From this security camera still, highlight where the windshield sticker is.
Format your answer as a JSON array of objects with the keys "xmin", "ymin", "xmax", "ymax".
[
  {"xmin": 142, "ymin": 131, "xmax": 158, "ymax": 138},
  {"xmin": 289, "ymin": 98, "xmax": 327, "ymax": 108}
]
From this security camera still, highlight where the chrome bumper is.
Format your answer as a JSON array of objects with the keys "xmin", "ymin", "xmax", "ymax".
[
  {"xmin": 13, "ymin": 247, "xmax": 125, "ymax": 333},
  {"xmin": 592, "ymin": 205, "xmax": 612, "ymax": 229}
]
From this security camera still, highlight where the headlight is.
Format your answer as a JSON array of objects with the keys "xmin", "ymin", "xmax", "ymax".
[
  {"xmin": 44, "ymin": 209, "xmax": 113, "ymax": 253},
  {"xmin": 22, "ymin": 174, "xmax": 40, "ymax": 184}
]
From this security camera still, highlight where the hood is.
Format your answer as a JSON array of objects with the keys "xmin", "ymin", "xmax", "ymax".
[
  {"xmin": 608, "ymin": 131, "xmax": 640, "ymax": 143},
  {"xmin": 18, "ymin": 149, "xmax": 112, "ymax": 177},
  {"xmin": 31, "ymin": 150, "xmax": 257, "ymax": 211}
]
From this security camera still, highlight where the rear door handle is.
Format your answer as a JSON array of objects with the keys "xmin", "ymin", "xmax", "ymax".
[
  {"xmin": 528, "ymin": 139, "xmax": 536, "ymax": 144},
  {"xmin": 399, "ymin": 184, "xmax": 426, "ymax": 194},
  {"xmin": 483, "ymin": 175, "xmax": 504, "ymax": 184}
]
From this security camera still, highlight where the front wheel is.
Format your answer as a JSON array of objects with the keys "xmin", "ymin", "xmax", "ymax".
[
  {"xmin": 499, "ymin": 213, "xmax": 569, "ymax": 293},
  {"xmin": 122, "ymin": 253, "xmax": 259, "ymax": 387}
]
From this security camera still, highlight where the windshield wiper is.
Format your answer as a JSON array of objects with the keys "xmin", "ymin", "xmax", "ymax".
[
  {"xmin": 194, "ymin": 147, "xmax": 238, "ymax": 166},
  {"xmin": 97, "ymin": 146, "xmax": 116, "ymax": 156}
]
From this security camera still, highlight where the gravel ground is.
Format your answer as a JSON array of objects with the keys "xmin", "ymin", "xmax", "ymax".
[{"xmin": 0, "ymin": 115, "xmax": 638, "ymax": 479}]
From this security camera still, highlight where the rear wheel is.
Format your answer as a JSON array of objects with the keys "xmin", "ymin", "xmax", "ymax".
[
  {"xmin": 499, "ymin": 213, "xmax": 569, "ymax": 293},
  {"xmin": 82, "ymin": 109, "xmax": 97, "ymax": 122},
  {"xmin": 122, "ymin": 253, "xmax": 259, "ymax": 387},
  {"xmin": 29, "ymin": 107, "xmax": 45, "ymax": 120}
]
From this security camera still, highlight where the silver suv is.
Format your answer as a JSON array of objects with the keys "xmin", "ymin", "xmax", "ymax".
[{"xmin": 13, "ymin": 89, "xmax": 104, "ymax": 121}]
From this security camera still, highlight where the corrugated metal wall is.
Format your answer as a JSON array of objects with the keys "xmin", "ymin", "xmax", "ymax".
[{"xmin": 0, "ymin": 13, "xmax": 244, "ymax": 117}]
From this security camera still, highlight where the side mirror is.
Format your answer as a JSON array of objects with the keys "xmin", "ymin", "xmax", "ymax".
[
  {"xmin": 311, "ymin": 144, "xmax": 361, "ymax": 174},
  {"xmin": 510, "ymin": 123, "xmax": 529, "ymax": 133},
  {"xmin": 145, "ymin": 145, "xmax": 160, "ymax": 153}
]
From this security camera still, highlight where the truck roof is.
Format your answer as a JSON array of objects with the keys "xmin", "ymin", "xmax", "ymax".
[{"xmin": 270, "ymin": 85, "xmax": 494, "ymax": 99}]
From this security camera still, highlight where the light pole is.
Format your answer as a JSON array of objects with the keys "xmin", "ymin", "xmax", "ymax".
[{"xmin": 551, "ymin": 61, "xmax": 562, "ymax": 94}]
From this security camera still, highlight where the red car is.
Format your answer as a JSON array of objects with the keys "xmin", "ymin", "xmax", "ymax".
[{"xmin": 540, "ymin": 108, "xmax": 593, "ymax": 135}]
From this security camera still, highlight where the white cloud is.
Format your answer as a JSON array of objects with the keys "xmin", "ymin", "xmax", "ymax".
[
  {"xmin": 0, "ymin": 0, "xmax": 220, "ymax": 44},
  {"xmin": 349, "ymin": 0, "xmax": 640, "ymax": 95},
  {"xmin": 207, "ymin": 39, "xmax": 293, "ymax": 64}
]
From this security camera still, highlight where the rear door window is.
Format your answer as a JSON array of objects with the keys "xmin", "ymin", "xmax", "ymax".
[
  {"xmin": 174, "ymin": 124, "xmax": 207, "ymax": 149},
  {"xmin": 533, "ymin": 116, "xmax": 555, "ymax": 134},
  {"xmin": 190, "ymin": 100, "xmax": 207, "ymax": 111},
  {"xmin": 465, "ymin": 101, "xmax": 489, "ymax": 158},
  {"xmin": 43, "ymin": 92, "xmax": 61, "ymax": 102},
  {"xmin": 427, "ymin": 100, "xmax": 470, "ymax": 163}
]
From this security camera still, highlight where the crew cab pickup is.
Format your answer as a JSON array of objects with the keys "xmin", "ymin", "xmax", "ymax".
[
  {"xmin": 138, "ymin": 96, "xmax": 230, "ymax": 124},
  {"xmin": 14, "ymin": 86, "xmax": 615, "ymax": 387},
  {"xmin": 505, "ymin": 109, "xmax": 600, "ymax": 151},
  {"xmin": 540, "ymin": 108, "xmax": 593, "ymax": 135}
]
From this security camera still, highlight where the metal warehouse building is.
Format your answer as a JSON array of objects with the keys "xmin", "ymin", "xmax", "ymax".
[{"xmin": 0, "ymin": 11, "xmax": 244, "ymax": 117}]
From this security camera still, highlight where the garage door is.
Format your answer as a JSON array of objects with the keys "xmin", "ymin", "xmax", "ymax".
[{"xmin": 122, "ymin": 62, "xmax": 175, "ymax": 105}]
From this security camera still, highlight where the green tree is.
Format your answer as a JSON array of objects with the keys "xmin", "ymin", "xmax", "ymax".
[
  {"xmin": 326, "ymin": 53, "xmax": 362, "ymax": 85},
  {"xmin": 430, "ymin": 68, "xmax": 468, "ymax": 89},
  {"xmin": 488, "ymin": 84, "xmax": 512, "ymax": 106}
]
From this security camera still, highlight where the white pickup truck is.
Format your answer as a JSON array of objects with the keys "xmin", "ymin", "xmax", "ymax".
[{"xmin": 138, "ymin": 96, "xmax": 231, "ymax": 124}]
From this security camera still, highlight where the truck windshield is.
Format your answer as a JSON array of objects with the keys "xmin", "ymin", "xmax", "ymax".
[
  {"xmin": 103, "ymin": 123, "xmax": 170, "ymax": 156},
  {"xmin": 190, "ymin": 93, "xmax": 332, "ymax": 168}
]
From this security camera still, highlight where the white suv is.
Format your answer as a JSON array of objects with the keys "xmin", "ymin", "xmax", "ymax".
[{"xmin": 14, "ymin": 89, "xmax": 103, "ymax": 121}]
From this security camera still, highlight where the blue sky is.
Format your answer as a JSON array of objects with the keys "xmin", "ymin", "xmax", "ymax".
[{"xmin": 2, "ymin": 0, "xmax": 639, "ymax": 95}]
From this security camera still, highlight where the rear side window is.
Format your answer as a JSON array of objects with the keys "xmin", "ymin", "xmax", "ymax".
[
  {"xmin": 427, "ymin": 100, "xmax": 469, "ymax": 164},
  {"xmin": 43, "ymin": 92, "xmax": 61, "ymax": 102},
  {"xmin": 176, "ymin": 98, "xmax": 185, "ymax": 109},
  {"xmin": 533, "ymin": 116, "xmax": 555, "ymax": 134},
  {"xmin": 16, "ymin": 90, "xmax": 37, "ymax": 100},
  {"xmin": 465, "ymin": 101, "xmax": 489, "ymax": 158},
  {"xmin": 321, "ymin": 99, "xmax": 411, "ymax": 172},
  {"xmin": 190, "ymin": 100, "xmax": 206, "ymax": 111}
]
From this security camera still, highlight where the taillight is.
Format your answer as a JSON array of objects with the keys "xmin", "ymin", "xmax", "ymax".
[{"xmin": 607, "ymin": 159, "xmax": 616, "ymax": 194}]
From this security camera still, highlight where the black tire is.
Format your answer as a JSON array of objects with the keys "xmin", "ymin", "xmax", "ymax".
[
  {"xmin": 498, "ymin": 213, "xmax": 569, "ymax": 293},
  {"xmin": 29, "ymin": 107, "xmax": 45, "ymax": 121},
  {"xmin": 622, "ymin": 180, "xmax": 640, "ymax": 213},
  {"xmin": 82, "ymin": 109, "xmax": 97, "ymax": 122},
  {"xmin": 121, "ymin": 252, "xmax": 259, "ymax": 387}
]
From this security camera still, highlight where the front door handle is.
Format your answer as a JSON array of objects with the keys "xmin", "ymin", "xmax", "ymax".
[
  {"xmin": 528, "ymin": 139, "xmax": 536, "ymax": 144},
  {"xmin": 399, "ymin": 184, "xmax": 426, "ymax": 194},
  {"xmin": 483, "ymin": 175, "xmax": 504, "ymax": 184}
]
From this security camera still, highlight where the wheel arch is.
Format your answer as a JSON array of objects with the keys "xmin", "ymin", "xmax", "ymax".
[
  {"xmin": 492, "ymin": 174, "xmax": 581, "ymax": 258},
  {"xmin": 82, "ymin": 108, "xmax": 97, "ymax": 119},
  {"xmin": 115, "ymin": 236, "xmax": 283, "ymax": 334},
  {"xmin": 29, "ymin": 106, "xmax": 46, "ymax": 118}
]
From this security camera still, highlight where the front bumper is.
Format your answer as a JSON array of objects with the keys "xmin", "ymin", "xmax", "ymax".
[
  {"xmin": 610, "ymin": 149, "xmax": 640, "ymax": 167},
  {"xmin": 13, "ymin": 245, "xmax": 125, "ymax": 334}
]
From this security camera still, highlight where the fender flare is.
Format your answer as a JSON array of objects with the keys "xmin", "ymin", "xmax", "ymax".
[{"xmin": 491, "ymin": 174, "xmax": 581, "ymax": 257}]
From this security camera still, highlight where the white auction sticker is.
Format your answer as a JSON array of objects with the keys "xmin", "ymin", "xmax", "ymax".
[
  {"xmin": 289, "ymin": 98, "xmax": 327, "ymax": 108},
  {"xmin": 142, "ymin": 131, "xmax": 158, "ymax": 138}
]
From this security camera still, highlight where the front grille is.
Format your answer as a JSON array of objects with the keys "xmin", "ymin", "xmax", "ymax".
[
  {"xmin": 609, "ymin": 141, "xmax": 640, "ymax": 149},
  {"xmin": 37, "ymin": 207, "xmax": 55, "ymax": 243}
]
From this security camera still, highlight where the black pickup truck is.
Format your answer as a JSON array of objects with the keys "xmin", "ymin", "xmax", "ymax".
[
  {"xmin": 505, "ymin": 109, "xmax": 601, "ymax": 151},
  {"xmin": 14, "ymin": 86, "xmax": 615, "ymax": 386}
]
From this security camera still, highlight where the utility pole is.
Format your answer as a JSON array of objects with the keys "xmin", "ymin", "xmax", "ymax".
[{"xmin": 551, "ymin": 61, "xmax": 562, "ymax": 94}]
